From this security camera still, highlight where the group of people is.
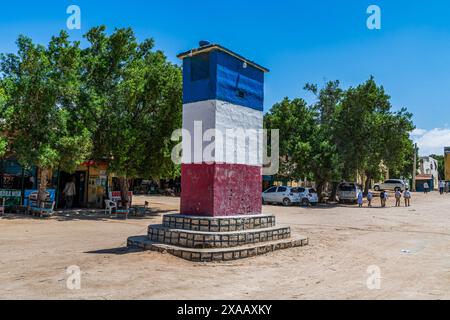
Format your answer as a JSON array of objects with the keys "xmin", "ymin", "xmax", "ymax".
[
  {"xmin": 357, "ymin": 188, "xmax": 412, "ymax": 208},
  {"xmin": 438, "ymin": 180, "xmax": 450, "ymax": 195},
  {"xmin": 423, "ymin": 180, "xmax": 450, "ymax": 195}
]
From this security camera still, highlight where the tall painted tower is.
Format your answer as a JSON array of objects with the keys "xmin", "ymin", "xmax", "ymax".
[
  {"xmin": 178, "ymin": 43, "xmax": 269, "ymax": 217},
  {"xmin": 127, "ymin": 44, "xmax": 308, "ymax": 261}
]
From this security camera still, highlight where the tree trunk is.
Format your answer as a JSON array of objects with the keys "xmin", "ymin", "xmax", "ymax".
[
  {"xmin": 330, "ymin": 182, "xmax": 339, "ymax": 202},
  {"xmin": 316, "ymin": 180, "xmax": 325, "ymax": 203},
  {"xmin": 364, "ymin": 173, "xmax": 372, "ymax": 196},
  {"xmin": 38, "ymin": 167, "xmax": 49, "ymax": 207},
  {"xmin": 119, "ymin": 177, "xmax": 130, "ymax": 208}
]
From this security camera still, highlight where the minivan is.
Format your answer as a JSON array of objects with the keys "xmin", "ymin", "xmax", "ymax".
[{"xmin": 337, "ymin": 182, "xmax": 362, "ymax": 204}]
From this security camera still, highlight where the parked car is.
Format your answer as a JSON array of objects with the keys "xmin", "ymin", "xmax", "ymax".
[
  {"xmin": 337, "ymin": 182, "xmax": 362, "ymax": 204},
  {"xmin": 262, "ymin": 186, "xmax": 298, "ymax": 206},
  {"xmin": 262, "ymin": 186, "xmax": 319, "ymax": 206},
  {"xmin": 292, "ymin": 187, "xmax": 319, "ymax": 206},
  {"xmin": 374, "ymin": 179, "xmax": 408, "ymax": 192}
]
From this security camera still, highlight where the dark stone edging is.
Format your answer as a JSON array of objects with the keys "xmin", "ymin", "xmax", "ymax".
[
  {"xmin": 162, "ymin": 214, "xmax": 276, "ymax": 232},
  {"xmin": 127, "ymin": 236, "xmax": 309, "ymax": 262},
  {"xmin": 148, "ymin": 225, "xmax": 291, "ymax": 249}
]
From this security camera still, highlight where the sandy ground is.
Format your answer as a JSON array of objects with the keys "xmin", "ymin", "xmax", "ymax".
[{"xmin": 1, "ymin": 192, "xmax": 450, "ymax": 300}]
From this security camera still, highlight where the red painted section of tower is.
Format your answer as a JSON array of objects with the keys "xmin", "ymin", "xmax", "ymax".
[{"xmin": 181, "ymin": 164, "xmax": 262, "ymax": 217}]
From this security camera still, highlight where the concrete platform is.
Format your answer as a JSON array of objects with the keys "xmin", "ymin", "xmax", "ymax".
[
  {"xmin": 127, "ymin": 235, "xmax": 308, "ymax": 262},
  {"xmin": 127, "ymin": 213, "xmax": 309, "ymax": 262},
  {"xmin": 147, "ymin": 224, "xmax": 292, "ymax": 248}
]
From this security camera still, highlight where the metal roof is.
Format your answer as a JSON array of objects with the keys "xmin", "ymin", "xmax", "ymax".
[
  {"xmin": 177, "ymin": 43, "xmax": 269, "ymax": 73},
  {"xmin": 416, "ymin": 174, "xmax": 433, "ymax": 180}
]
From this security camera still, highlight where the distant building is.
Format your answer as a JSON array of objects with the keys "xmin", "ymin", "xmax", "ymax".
[
  {"xmin": 415, "ymin": 174, "xmax": 435, "ymax": 192},
  {"xmin": 419, "ymin": 156, "xmax": 439, "ymax": 190},
  {"xmin": 0, "ymin": 158, "xmax": 111, "ymax": 209},
  {"xmin": 445, "ymin": 147, "xmax": 450, "ymax": 182}
]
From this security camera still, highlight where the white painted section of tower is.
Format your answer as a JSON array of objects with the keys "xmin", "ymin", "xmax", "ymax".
[{"xmin": 182, "ymin": 100, "xmax": 263, "ymax": 166}]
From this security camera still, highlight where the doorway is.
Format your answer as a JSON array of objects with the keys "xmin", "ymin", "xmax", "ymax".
[{"xmin": 58, "ymin": 171, "xmax": 87, "ymax": 209}]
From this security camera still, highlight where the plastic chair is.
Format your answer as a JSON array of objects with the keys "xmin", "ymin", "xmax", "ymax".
[{"xmin": 105, "ymin": 200, "xmax": 117, "ymax": 215}]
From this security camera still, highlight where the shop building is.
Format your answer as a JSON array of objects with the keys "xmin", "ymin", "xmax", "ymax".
[{"xmin": 0, "ymin": 158, "xmax": 112, "ymax": 210}]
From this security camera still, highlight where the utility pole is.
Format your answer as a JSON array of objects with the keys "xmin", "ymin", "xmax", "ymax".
[{"xmin": 412, "ymin": 143, "xmax": 417, "ymax": 192}]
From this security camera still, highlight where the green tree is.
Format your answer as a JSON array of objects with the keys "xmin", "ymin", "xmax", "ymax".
[
  {"xmin": 0, "ymin": 81, "xmax": 10, "ymax": 157},
  {"xmin": 335, "ymin": 77, "xmax": 415, "ymax": 193},
  {"xmin": 304, "ymin": 81, "xmax": 343, "ymax": 200},
  {"xmin": 264, "ymin": 97, "xmax": 315, "ymax": 181},
  {"xmin": 81, "ymin": 26, "xmax": 182, "ymax": 204},
  {"xmin": 264, "ymin": 81, "xmax": 343, "ymax": 201},
  {"xmin": 266, "ymin": 77, "xmax": 415, "ymax": 201},
  {"xmin": 0, "ymin": 32, "xmax": 91, "ymax": 204}
]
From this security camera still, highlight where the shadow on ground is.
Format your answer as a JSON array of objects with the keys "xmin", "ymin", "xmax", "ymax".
[
  {"xmin": 85, "ymin": 246, "xmax": 142, "ymax": 255},
  {"xmin": 0, "ymin": 208, "xmax": 174, "ymax": 222}
]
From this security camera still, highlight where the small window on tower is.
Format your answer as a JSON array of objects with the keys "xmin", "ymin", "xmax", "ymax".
[
  {"xmin": 236, "ymin": 89, "xmax": 246, "ymax": 98},
  {"xmin": 190, "ymin": 53, "xmax": 210, "ymax": 81}
]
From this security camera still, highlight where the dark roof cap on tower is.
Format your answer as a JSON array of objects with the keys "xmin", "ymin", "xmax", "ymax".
[{"xmin": 177, "ymin": 43, "xmax": 269, "ymax": 73}]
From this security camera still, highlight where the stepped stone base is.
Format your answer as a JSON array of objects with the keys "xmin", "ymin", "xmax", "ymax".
[
  {"xmin": 127, "ymin": 214, "xmax": 308, "ymax": 262},
  {"xmin": 148, "ymin": 225, "xmax": 291, "ymax": 248},
  {"xmin": 127, "ymin": 236, "xmax": 308, "ymax": 262}
]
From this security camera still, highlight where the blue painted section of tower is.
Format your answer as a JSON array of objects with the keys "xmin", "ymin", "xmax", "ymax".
[{"xmin": 182, "ymin": 49, "xmax": 265, "ymax": 111}]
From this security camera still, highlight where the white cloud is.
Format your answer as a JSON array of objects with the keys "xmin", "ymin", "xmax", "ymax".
[
  {"xmin": 411, "ymin": 128, "xmax": 450, "ymax": 156},
  {"xmin": 411, "ymin": 128, "xmax": 427, "ymax": 137}
]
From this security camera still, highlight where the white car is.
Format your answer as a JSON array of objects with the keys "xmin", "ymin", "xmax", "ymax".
[
  {"xmin": 337, "ymin": 182, "xmax": 362, "ymax": 204},
  {"xmin": 374, "ymin": 179, "xmax": 408, "ymax": 192},
  {"xmin": 292, "ymin": 187, "xmax": 319, "ymax": 206},
  {"xmin": 262, "ymin": 186, "xmax": 318, "ymax": 206}
]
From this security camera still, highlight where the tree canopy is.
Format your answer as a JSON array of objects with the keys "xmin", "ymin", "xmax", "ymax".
[
  {"xmin": 0, "ymin": 27, "xmax": 182, "ymax": 204},
  {"xmin": 265, "ymin": 77, "xmax": 416, "ymax": 199},
  {"xmin": 80, "ymin": 26, "xmax": 182, "ymax": 202},
  {"xmin": 0, "ymin": 32, "xmax": 92, "ymax": 202}
]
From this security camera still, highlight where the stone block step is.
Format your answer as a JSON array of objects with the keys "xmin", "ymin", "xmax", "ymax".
[
  {"xmin": 162, "ymin": 214, "xmax": 276, "ymax": 232},
  {"xmin": 127, "ymin": 235, "xmax": 308, "ymax": 262},
  {"xmin": 148, "ymin": 225, "xmax": 291, "ymax": 249}
]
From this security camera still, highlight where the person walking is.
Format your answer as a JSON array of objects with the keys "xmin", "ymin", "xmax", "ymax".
[
  {"xmin": 439, "ymin": 180, "xmax": 445, "ymax": 195},
  {"xmin": 404, "ymin": 188, "xmax": 411, "ymax": 207},
  {"xmin": 380, "ymin": 190, "xmax": 387, "ymax": 208},
  {"xmin": 63, "ymin": 177, "xmax": 76, "ymax": 209},
  {"xmin": 367, "ymin": 191, "xmax": 373, "ymax": 208},
  {"xmin": 423, "ymin": 182, "xmax": 430, "ymax": 194},
  {"xmin": 395, "ymin": 189, "xmax": 402, "ymax": 207},
  {"xmin": 357, "ymin": 191, "xmax": 364, "ymax": 208},
  {"xmin": 384, "ymin": 191, "xmax": 389, "ymax": 207}
]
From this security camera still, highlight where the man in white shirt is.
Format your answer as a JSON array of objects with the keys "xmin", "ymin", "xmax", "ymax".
[
  {"xmin": 439, "ymin": 180, "xmax": 446, "ymax": 195},
  {"xmin": 63, "ymin": 177, "xmax": 76, "ymax": 209},
  {"xmin": 423, "ymin": 182, "xmax": 429, "ymax": 194},
  {"xmin": 404, "ymin": 188, "xmax": 411, "ymax": 207}
]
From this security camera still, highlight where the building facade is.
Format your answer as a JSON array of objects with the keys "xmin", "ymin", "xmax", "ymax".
[
  {"xmin": 419, "ymin": 156, "xmax": 439, "ymax": 190},
  {"xmin": 0, "ymin": 159, "xmax": 111, "ymax": 210}
]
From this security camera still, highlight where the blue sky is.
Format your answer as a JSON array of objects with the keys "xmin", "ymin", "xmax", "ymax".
[{"xmin": 1, "ymin": 0, "xmax": 449, "ymax": 154}]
